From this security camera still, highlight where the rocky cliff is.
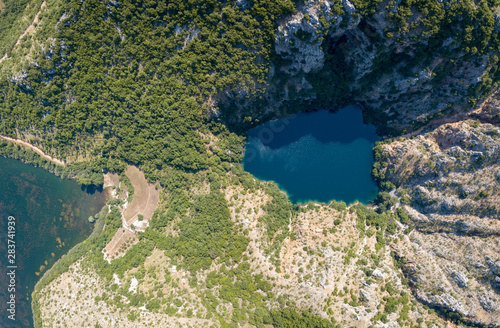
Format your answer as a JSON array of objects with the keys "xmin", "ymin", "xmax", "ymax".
[
  {"xmin": 375, "ymin": 121, "xmax": 500, "ymax": 326},
  {"xmin": 253, "ymin": 0, "xmax": 500, "ymax": 325},
  {"xmin": 223, "ymin": 0, "xmax": 500, "ymax": 137}
]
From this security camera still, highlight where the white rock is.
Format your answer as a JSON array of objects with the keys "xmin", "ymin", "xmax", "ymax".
[
  {"xmin": 113, "ymin": 273, "xmax": 121, "ymax": 287},
  {"xmin": 342, "ymin": 0, "xmax": 356, "ymax": 15},
  {"xmin": 128, "ymin": 277, "xmax": 138, "ymax": 294}
]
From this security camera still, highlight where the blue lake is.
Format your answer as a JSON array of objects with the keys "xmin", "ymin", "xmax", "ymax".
[
  {"xmin": 0, "ymin": 157, "xmax": 107, "ymax": 327},
  {"xmin": 243, "ymin": 106, "xmax": 380, "ymax": 204}
]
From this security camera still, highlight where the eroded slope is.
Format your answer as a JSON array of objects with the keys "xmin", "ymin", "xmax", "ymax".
[{"xmin": 375, "ymin": 121, "xmax": 500, "ymax": 326}]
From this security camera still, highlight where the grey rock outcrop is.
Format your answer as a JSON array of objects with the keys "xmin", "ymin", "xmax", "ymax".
[
  {"xmin": 224, "ymin": 0, "xmax": 496, "ymax": 136},
  {"xmin": 380, "ymin": 122, "xmax": 500, "ymax": 326}
]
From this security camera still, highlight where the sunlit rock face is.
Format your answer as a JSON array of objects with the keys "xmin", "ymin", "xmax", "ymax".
[{"xmin": 376, "ymin": 121, "xmax": 500, "ymax": 326}]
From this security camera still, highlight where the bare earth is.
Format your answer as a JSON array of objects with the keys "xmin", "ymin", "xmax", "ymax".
[
  {"xmin": 103, "ymin": 227, "xmax": 138, "ymax": 261},
  {"xmin": 123, "ymin": 166, "xmax": 159, "ymax": 228},
  {"xmin": 0, "ymin": 135, "xmax": 65, "ymax": 166},
  {"xmin": 103, "ymin": 172, "xmax": 120, "ymax": 189},
  {"xmin": 101, "ymin": 166, "xmax": 159, "ymax": 261}
]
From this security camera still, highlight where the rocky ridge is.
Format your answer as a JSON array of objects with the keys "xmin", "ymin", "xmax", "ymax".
[
  {"xmin": 224, "ymin": 0, "xmax": 498, "ymax": 136},
  {"xmin": 376, "ymin": 121, "xmax": 500, "ymax": 326}
]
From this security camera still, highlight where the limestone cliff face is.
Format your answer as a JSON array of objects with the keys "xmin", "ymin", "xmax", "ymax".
[
  {"xmin": 376, "ymin": 122, "xmax": 500, "ymax": 326},
  {"xmin": 262, "ymin": 1, "xmax": 500, "ymax": 325},
  {"xmin": 224, "ymin": 0, "xmax": 498, "ymax": 136},
  {"xmin": 277, "ymin": 0, "xmax": 493, "ymax": 128}
]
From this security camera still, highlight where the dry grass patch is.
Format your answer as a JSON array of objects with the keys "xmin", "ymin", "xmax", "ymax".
[
  {"xmin": 123, "ymin": 166, "xmax": 160, "ymax": 226},
  {"xmin": 103, "ymin": 228, "xmax": 138, "ymax": 261}
]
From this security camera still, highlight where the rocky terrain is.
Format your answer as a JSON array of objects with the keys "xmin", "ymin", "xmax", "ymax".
[
  {"xmin": 1, "ymin": 0, "xmax": 500, "ymax": 327},
  {"xmin": 38, "ymin": 183, "xmax": 448, "ymax": 328},
  {"xmin": 224, "ymin": 0, "xmax": 498, "ymax": 137},
  {"xmin": 375, "ymin": 121, "xmax": 500, "ymax": 326}
]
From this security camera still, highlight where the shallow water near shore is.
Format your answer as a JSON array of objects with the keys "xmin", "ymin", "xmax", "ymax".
[
  {"xmin": 243, "ymin": 106, "xmax": 380, "ymax": 204},
  {"xmin": 0, "ymin": 157, "xmax": 107, "ymax": 327}
]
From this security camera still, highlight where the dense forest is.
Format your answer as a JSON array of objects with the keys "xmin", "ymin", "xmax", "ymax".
[
  {"xmin": 3, "ymin": 0, "xmax": 500, "ymax": 169},
  {"xmin": 3, "ymin": 0, "xmax": 500, "ymax": 327},
  {"xmin": 0, "ymin": 0, "xmax": 296, "ymax": 176}
]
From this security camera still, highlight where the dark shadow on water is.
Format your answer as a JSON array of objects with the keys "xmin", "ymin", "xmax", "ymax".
[
  {"xmin": 81, "ymin": 184, "xmax": 104, "ymax": 194},
  {"xmin": 247, "ymin": 106, "xmax": 379, "ymax": 150},
  {"xmin": 243, "ymin": 106, "xmax": 380, "ymax": 204}
]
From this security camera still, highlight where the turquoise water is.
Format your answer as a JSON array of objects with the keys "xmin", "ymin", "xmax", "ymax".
[
  {"xmin": 243, "ymin": 106, "xmax": 380, "ymax": 204},
  {"xmin": 0, "ymin": 157, "xmax": 107, "ymax": 327}
]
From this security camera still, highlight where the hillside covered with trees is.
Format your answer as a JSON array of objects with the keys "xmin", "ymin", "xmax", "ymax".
[{"xmin": 2, "ymin": 0, "xmax": 500, "ymax": 327}]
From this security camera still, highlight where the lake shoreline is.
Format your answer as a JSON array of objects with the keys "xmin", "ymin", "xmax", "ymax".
[
  {"xmin": 0, "ymin": 156, "xmax": 112, "ymax": 328},
  {"xmin": 31, "ymin": 205, "xmax": 110, "ymax": 327},
  {"xmin": 243, "ymin": 106, "xmax": 380, "ymax": 204}
]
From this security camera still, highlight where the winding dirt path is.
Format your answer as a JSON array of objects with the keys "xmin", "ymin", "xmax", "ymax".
[
  {"xmin": 14, "ymin": 1, "xmax": 46, "ymax": 47},
  {"xmin": 0, "ymin": 135, "xmax": 65, "ymax": 166},
  {"xmin": 401, "ymin": 114, "xmax": 500, "ymax": 139},
  {"xmin": 0, "ymin": 1, "xmax": 46, "ymax": 64},
  {"xmin": 400, "ymin": 115, "xmax": 466, "ymax": 138}
]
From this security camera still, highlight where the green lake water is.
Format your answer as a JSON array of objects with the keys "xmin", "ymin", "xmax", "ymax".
[
  {"xmin": 243, "ymin": 106, "xmax": 380, "ymax": 204},
  {"xmin": 0, "ymin": 157, "xmax": 107, "ymax": 327}
]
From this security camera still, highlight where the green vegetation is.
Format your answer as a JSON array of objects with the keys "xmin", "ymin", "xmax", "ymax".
[
  {"xmin": 372, "ymin": 142, "xmax": 396, "ymax": 190},
  {"xmin": 0, "ymin": 0, "xmax": 44, "ymax": 57},
  {"xmin": 32, "ymin": 205, "xmax": 112, "ymax": 326},
  {"xmin": 374, "ymin": 192, "xmax": 398, "ymax": 213},
  {"xmin": 0, "ymin": 0, "xmax": 296, "ymax": 173},
  {"xmin": 260, "ymin": 183, "xmax": 293, "ymax": 243},
  {"xmin": 396, "ymin": 206, "xmax": 410, "ymax": 225},
  {"xmin": 265, "ymin": 308, "xmax": 337, "ymax": 328},
  {"xmin": 0, "ymin": 138, "xmax": 125, "ymax": 185},
  {"xmin": 386, "ymin": 0, "xmax": 499, "ymax": 54},
  {"xmin": 162, "ymin": 190, "xmax": 249, "ymax": 272}
]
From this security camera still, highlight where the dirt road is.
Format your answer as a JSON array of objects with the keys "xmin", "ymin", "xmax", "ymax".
[{"xmin": 0, "ymin": 135, "xmax": 65, "ymax": 166}]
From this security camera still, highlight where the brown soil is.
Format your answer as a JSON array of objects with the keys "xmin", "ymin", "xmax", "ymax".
[
  {"xmin": 104, "ymin": 228, "xmax": 138, "ymax": 261},
  {"xmin": 123, "ymin": 166, "xmax": 160, "ymax": 226},
  {"xmin": 103, "ymin": 172, "xmax": 120, "ymax": 189}
]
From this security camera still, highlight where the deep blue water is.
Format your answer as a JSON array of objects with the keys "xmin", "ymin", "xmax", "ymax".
[
  {"xmin": 0, "ymin": 157, "xmax": 107, "ymax": 327},
  {"xmin": 243, "ymin": 106, "xmax": 380, "ymax": 204}
]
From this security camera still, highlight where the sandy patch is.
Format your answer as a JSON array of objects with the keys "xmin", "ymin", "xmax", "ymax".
[{"xmin": 103, "ymin": 172, "xmax": 120, "ymax": 189}]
